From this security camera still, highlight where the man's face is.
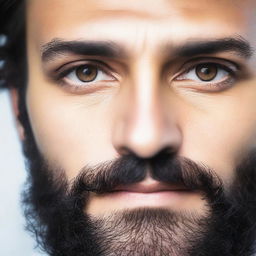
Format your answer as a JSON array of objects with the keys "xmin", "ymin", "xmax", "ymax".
[{"xmin": 20, "ymin": 0, "xmax": 256, "ymax": 255}]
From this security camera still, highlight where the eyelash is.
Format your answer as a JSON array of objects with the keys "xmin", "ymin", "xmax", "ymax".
[
  {"xmin": 173, "ymin": 58, "xmax": 240, "ymax": 92},
  {"xmin": 54, "ymin": 60, "xmax": 116, "ymax": 90},
  {"xmin": 52, "ymin": 58, "xmax": 241, "ymax": 93}
]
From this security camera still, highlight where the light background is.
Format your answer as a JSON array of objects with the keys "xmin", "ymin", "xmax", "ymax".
[{"xmin": 0, "ymin": 90, "xmax": 44, "ymax": 256}]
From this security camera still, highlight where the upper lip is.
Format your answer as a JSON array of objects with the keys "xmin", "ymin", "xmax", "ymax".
[{"xmin": 111, "ymin": 180, "xmax": 190, "ymax": 194}]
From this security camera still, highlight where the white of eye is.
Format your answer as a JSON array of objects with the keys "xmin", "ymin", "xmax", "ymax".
[{"xmin": 177, "ymin": 66, "xmax": 230, "ymax": 82}]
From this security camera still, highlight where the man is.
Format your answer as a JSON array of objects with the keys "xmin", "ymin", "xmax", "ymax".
[{"xmin": 1, "ymin": 0, "xmax": 256, "ymax": 255}]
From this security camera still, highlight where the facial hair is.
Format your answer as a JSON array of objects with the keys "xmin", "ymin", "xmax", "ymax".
[{"xmin": 18, "ymin": 93, "xmax": 256, "ymax": 256}]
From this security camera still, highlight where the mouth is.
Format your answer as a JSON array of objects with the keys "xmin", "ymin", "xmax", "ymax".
[
  {"xmin": 106, "ymin": 181, "xmax": 195, "ymax": 207},
  {"xmin": 86, "ymin": 177, "xmax": 204, "ymax": 214}
]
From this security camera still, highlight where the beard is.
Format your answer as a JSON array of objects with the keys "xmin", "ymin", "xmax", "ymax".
[{"xmin": 18, "ymin": 92, "xmax": 256, "ymax": 256}]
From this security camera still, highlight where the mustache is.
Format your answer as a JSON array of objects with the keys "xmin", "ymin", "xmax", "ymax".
[{"xmin": 71, "ymin": 151, "xmax": 223, "ymax": 203}]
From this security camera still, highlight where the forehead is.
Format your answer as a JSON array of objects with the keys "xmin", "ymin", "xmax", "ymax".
[
  {"xmin": 27, "ymin": 0, "xmax": 256, "ymax": 32},
  {"xmin": 27, "ymin": 0, "xmax": 251, "ymax": 15},
  {"xmin": 26, "ymin": 0, "xmax": 255, "ymax": 52}
]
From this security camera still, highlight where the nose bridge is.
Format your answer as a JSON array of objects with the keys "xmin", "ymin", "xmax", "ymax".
[
  {"xmin": 112, "ymin": 56, "xmax": 182, "ymax": 158},
  {"xmin": 128, "ymin": 58, "xmax": 166, "ymax": 148}
]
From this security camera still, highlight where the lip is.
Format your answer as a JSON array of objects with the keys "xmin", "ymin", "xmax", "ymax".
[
  {"xmin": 111, "ymin": 181, "xmax": 191, "ymax": 194},
  {"xmin": 86, "ymin": 180, "xmax": 203, "ymax": 214}
]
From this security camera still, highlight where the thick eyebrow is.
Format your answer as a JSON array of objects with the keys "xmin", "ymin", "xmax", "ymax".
[
  {"xmin": 41, "ymin": 38, "xmax": 126, "ymax": 62},
  {"xmin": 41, "ymin": 36, "xmax": 254, "ymax": 63},
  {"xmin": 174, "ymin": 37, "xmax": 254, "ymax": 59}
]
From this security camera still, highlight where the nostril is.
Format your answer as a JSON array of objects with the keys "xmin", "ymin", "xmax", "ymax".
[
  {"xmin": 116, "ymin": 144, "xmax": 178, "ymax": 161},
  {"xmin": 117, "ymin": 146, "xmax": 131, "ymax": 156},
  {"xmin": 158, "ymin": 147, "xmax": 177, "ymax": 156}
]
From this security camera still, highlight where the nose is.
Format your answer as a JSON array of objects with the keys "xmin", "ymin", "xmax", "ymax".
[{"xmin": 112, "ymin": 65, "xmax": 182, "ymax": 159}]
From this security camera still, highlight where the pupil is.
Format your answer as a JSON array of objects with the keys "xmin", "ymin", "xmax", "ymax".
[
  {"xmin": 76, "ymin": 65, "xmax": 98, "ymax": 82},
  {"xmin": 196, "ymin": 64, "xmax": 217, "ymax": 81},
  {"xmin": 82, "ymin": 67, "xmax": 92, "ymax": 76},
  {"xmin": 201, "ymin": 67, "xmax": 211, "ymax": 75}
]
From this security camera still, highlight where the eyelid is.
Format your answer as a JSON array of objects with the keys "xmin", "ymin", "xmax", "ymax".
[
  {"xmin": 173, "ymin": 57, "xmax": 239, "ymax": 81},
  {"xmin": 54, "ymin": 59, "xmax": 115, "ymax": 81},
  {"xmin": 168, "ymin": 57, "xmax": 244, "ymax": 93}
]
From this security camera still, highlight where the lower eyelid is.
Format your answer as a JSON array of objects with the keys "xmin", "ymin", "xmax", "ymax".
[
  {"xmin": 172, "ymin": 75, "xmax": 236, "ymax": 93},
  {"xmin": 59, "ymin": 69, "xmax": 118, "ymax": 91}
]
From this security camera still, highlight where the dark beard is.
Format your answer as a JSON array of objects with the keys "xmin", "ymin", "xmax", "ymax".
[{"xmin": 18, "ymin": 92, "xmax": 256, "ymax": 256}]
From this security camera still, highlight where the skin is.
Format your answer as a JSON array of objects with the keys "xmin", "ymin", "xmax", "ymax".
[{"xmin": 16, "ymin": 0, "xmax": 256, "ymax": 218}]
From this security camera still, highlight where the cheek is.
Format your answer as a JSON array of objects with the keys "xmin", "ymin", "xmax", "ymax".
[
  {"xmin": 26, "ymin": 85, "xmax": 117, "ymax": 180},
  {"xmin": 180, "ymin": 81, "xmax": 256, "ymax": 182}
]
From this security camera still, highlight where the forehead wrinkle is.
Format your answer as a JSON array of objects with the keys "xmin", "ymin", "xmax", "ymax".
[{"xmin": 84, "ymin": 9, "xmax": 167, "ymax": 21}]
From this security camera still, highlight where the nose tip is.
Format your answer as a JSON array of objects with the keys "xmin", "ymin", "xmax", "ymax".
[
  {"xmin": 113, "ymin": 112, "xmax": 182, "ymax": 159},
  {"xmin": 121, "ymin": 129, "xmax": 180, "ymax": 158}
]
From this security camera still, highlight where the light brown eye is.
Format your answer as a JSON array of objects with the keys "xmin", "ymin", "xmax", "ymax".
[
  {"xmin": 195, "ymin": 64, "xmax": 218, "ymax": 81},
  {"xmin": 76, "ymin": 65, "xmax": 98, "ymax": 82}
]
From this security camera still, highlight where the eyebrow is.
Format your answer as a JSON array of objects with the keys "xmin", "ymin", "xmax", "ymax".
[
  {"xmin": 174, "ymin": 37, "xmax": 254, "ymax": 59},
  {"xmin": 41, "ymin": 38, "xmax": 126, "ymax": 62},
  {"xmin": 41, "ymin": 36, "xmax": 254, "ymax": 63}
]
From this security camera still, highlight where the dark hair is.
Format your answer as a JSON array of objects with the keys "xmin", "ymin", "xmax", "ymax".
[{"xmin": 0, "ymin": 0, "xmax": 26, "ymax": 90}]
